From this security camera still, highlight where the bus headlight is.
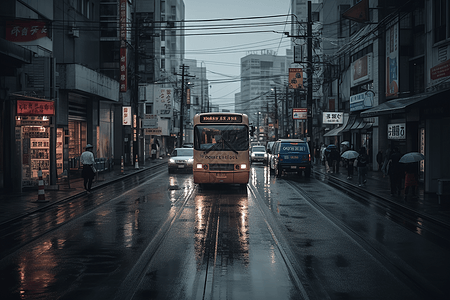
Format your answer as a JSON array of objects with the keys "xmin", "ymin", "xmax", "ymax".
[
  {"xmin": 196, "ymin": 163, "xmax": 203, "ymax": 169},
  {"xmin": 240, "ymin": 163, "xmax": 247, "ymax": 170}
]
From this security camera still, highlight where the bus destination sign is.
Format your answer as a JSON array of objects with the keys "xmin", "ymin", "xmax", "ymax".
[{"xmin": 200, "ymin": 115, "xmax": 242, "ymax": 123}]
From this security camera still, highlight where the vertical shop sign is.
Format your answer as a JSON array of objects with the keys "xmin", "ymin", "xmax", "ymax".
[
  {"xmin": 119, "ymin": 0, "xmax": 127, "ymax": 92},
  {"xmin": 154, "ymin": 88, "xmax": 173, "ymax": 116},
  {"xmin": 387, "ymin": 123, "xmax": 405, "ymax": 139},
  {"xmin": 386, "ymin": 23, "xmax": 399, "ymax": 98},
  {"xmin": 122, "ymin": 106, "xmax": 131, "ymax": 125},
  {"xmin": 288, "ymin": 68, "xmax": 303, "ymax": 89}
]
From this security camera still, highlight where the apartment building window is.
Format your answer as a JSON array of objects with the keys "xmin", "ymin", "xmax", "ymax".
[
  {"xmin": 161, "ymin": 30, "xmax": 165, "ymax": 41},
  {"xmin": 161, "ymin": 47, "xmax": 165, "ymax": 56},
  {"xmin": 161, "ymin": 59, "xmax": 165, "ymax": 70},
  {"xmin": 434, "ymin": 0, "xmax": 450, "ymax": 43}
]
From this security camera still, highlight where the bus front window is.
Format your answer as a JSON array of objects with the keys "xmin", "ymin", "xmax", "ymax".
[{"xmin": 194, "ymin": 125, "xmax": 248, "ymax": 151}]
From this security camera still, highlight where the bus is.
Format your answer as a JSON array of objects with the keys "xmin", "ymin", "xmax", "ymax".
[{"xmin": 193, "ymin": 112, "xmax": 250, "ymax": 185}]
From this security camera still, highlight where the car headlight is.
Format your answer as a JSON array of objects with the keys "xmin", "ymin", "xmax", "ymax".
[
  {"xmin": 169, "ymin": 158, "xmax": 175, "ymax": 163},
  {"xmin": 188, "ymin": 158, "xmax": 194, "ymax": 164}
]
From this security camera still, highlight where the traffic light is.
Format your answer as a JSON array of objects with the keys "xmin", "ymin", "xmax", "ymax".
[{"xmin": 250, "ymin": 125, "xmax": 255, "ymax": 136}]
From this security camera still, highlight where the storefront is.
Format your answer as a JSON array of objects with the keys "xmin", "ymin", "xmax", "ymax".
[
  {"xmin": 67, "ymin": 93, "xmax": 88, "ymax": 170},
  {"xmin": 16, "ymin": 99, "xmax": 55, "ymax": 187}
]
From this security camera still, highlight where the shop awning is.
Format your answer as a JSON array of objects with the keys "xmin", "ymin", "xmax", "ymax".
[
  {"xmin": 342, "ymin": 115, "xmax": 357, "ymax": 132},
  {"xmin": 360, "ymin": 91, "xmax": 442, "ymax": 117},
  {"xmin": 323, "ymin": 125, "xmax": 344, "ymax": 137},
  {"xmin": 357, "ymin": 119, "xmax": 373, "ymax": 129},
  {"xmin": 323, "ymin": 114, "xmax": 350, "ymax": 137}
]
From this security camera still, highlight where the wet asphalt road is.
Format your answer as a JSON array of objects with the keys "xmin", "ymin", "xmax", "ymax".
[{"xmin": 0, "ymin": 163, "xmax": 449, "ymax": 299}]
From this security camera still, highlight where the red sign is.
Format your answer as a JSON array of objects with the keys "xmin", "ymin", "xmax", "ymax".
[
  {"xmin": 430, "ymin": 59, "xmax": 450, "ymax": 80},
  {"xmin": 293, "ymin": 108, "xmax": 307, "ymax": 120},
  {"xmin": 6, "ymin": 21, "xmax": 48, "ymax": 42},
  {"xmin": 289, "ymin": 68, "xmax": 303, "ymax": 89},
  {"xmin": 17, "ymin": 100, "xmax": 55, "ymax": 116}
]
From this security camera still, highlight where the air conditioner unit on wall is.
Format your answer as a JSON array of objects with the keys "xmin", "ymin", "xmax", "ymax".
[{"xmin": 69, "ymin": 26, "xmax": 80, "ymax": 38}]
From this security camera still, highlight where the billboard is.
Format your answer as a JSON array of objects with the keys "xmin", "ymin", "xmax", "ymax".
[{"xmin": 386, "ymin": 23, "xmax": 399, "ymax": 98}]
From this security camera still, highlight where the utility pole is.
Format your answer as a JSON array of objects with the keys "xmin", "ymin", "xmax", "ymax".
[
  {"xmin": 285, "ymin": 84, "xmax": 289, "ymax": 138},
  {"xmin": 179, "ymin": 64, "xmax": 186, "ymax": 148},
  {"xmin": 307, "ymin": 1, "xmax": 314, "ymax": 149},
  {"xmin": 274, "ymin": 87, "xmax": 278, "ymax": 140},
  {"xmin": 176, "ymin": 64, "xmax": 195, "ymax": 147}
]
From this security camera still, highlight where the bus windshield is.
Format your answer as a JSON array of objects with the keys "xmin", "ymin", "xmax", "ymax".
[{"xmin": 194, "ymin": 124, "xmax": 249, "ymax": 153}]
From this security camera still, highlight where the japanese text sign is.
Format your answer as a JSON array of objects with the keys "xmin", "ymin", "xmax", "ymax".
[
  {"xmin": 388, "ymin": 123, "xmax": 406, "ymax": 140},
  {"xmin": 17, "ymin": 100, "xmax": 54, "ymax": 116},
  {"xmin": 122, "ymin": 106, "xmax": 131, "ymax": 125},
  {"xmin": 6, "ymin": 21, "xmax": 48, "ymax": 42},
  {"xmin": 322, "ymin": 112, "xmax": 343, "ymax": 124},
  {"xmin": 154, "ymin": 88, "xmax": 173, "ymax": 116}
]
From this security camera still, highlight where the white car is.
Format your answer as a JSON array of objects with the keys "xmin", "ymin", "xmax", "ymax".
[
  {"xmin": 168, "ymin": 148, "xmax": 194, "ymax": 173},
  {"xmin": 250, "ymin": 145, "xmax": 267, "ymax": 164}
]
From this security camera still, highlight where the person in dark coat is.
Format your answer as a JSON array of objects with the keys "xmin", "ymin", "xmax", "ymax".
[
  {"xmin": 357, "ymin": 147, "xmax": 368, "ymax": 186},
  {"xmin": 388, "ymin": 147, "xmax": 403, "ymax": 196},
  {"xmin": 376, "ymin": 150, "xmax": 383, "ymax": 171},
  {"xmin": 330, "ymin": 148, "xmax": 340, "ymax": 173}
]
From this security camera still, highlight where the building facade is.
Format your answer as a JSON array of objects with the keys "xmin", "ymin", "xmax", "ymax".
[
  {"xmin": 317, "ymin": 0, "xmax": 450, "ymax": 193},
  {"xmin": 1, "ymin": 0, "xmax": 187, "ymax": 192}
]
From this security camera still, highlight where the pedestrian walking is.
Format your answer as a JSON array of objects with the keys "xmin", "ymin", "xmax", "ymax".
[
  {"xmin": 347, "ymin": 158, "xmax": 354, "ymax": 179},
  {"xmin": 80, "ymin": 144, "xmax": 96, "ymax": 193},
  {"xmin": 404, "ymin": 163, "xmax": 419, "ymax": 200},
  {"xmin": 325, "ymin": 146, "xmax": 331, "ymax": 173},
  {"xmin": 376, "ymin": 150, "xmax": 383, "ymax": 171},
  {"xmin": 330, "ymin": 147, "xmax": 340, "ymax": 173},
  {"xmin": 381, "ymin": 148, "xmax": 391, "ymax": 177},
  {"xmin": 315, "ymin": 144, "xmax": 320, "ymax": 165},
  {"xmin": 388, "ymin": 147, "xmax": 403, "ymax": 196},
  {"xmin": 357, "ymin": 147, "xmax": 368, "ymax": 186}
]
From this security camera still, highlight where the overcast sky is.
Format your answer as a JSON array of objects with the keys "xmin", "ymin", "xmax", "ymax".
[{"xmin": 184, "ymin": 0, "xmax": 292, "ymax": 111}]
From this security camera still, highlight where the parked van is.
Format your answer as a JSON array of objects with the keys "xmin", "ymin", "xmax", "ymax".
[{"xmin": 270, "ymin": 139, "xmax": 312, "ymax": 177}]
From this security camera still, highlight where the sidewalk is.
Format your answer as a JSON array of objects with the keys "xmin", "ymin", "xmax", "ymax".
[
  {"xmin": 312, "ymin": 161, "xmax": 450, "ymax": 227},
  {"xmin": 0, "ymin": 158, "xmax": 168, "ymax": 226}
]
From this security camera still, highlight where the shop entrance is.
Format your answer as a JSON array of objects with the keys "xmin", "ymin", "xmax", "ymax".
[{"xmin": 68, "ymin": 121, "xmax": 87, "ymax": 170}]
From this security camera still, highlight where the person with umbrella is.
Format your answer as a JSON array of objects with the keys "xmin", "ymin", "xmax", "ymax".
[
  {"xmin": 341, "ymin": 150, "xmax": 358, "ymax": 179},
  {"xmin": 399, "ymin": 152, "xmax": 424, "ymax": 200}
]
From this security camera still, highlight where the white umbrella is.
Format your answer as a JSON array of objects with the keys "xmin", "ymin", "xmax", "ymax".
[
  {"xmin": 341, "ymin": 141, "xmax": 350, "ymax": 147},
  {"xmin": 341, "ymin": 150, "xmax": 359, "ymax": 159},
  {"xmin": 399, "ymin": 152, "xmax": 425, "ymax": 163}
]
